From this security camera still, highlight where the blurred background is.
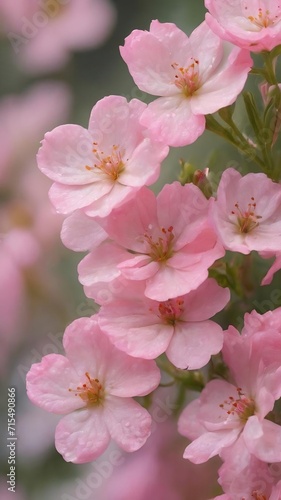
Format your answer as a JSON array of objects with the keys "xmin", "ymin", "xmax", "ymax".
[{"xmin": 0, "ymin": 1, "xmax": 278, "ymax": 499}]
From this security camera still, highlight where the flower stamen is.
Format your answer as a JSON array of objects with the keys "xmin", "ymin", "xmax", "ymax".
[
  {"xmin": 172, "ymin": 59, "xmax": 200, "ymax": 97},
  {"xmin": 69, "ymin": 372, "xmax": 104, "ymax": 406},
  {"xmin": 219, "ymin": 387, "xmax": 256, "ymax": 423},
  {"xmin": 85, "ymin": 143, "xmax": 125, "ymax": 181},
  {"xmin": 144, "ymin": 226, "xmax": 175, "ymax": 262},
  {"xmin": 231, "ymin": 196, "xmax": 262, "ymax": 234}
]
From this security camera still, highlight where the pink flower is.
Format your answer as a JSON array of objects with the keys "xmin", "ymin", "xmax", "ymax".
[
  {"xmin": 78, "ymin": 182, "xmax": 225, "ymax": 301},
  {"xmin": 0, "ymin": 0, "xmax": 116, "ymax": 74},
  {"xmin": 26, "ymin": 316, "xmax": 160, "ymax": 463},
  {"xmin": 178, "ymin": 326, "xmax": 281, "ymax": 464},
  {"xmin": 211, "ymin": 168, "xmax": 281, "ymax": 255},
  {"xmin": 120, "ymin": 20, "xmax": 252, "ymax": 147},
  {"xmin": 216, "ymin": 445, "xmax": 281, "ymax": 500},
  {"xmin": 37, "ymin": 95, "xmax": 168, "ymax": 217},
  {"xmin": 98, "ymin": 278, "xmax": 230, "ymax": 369},
  {"xmin": 205, "ymin": 0, "xmax": 281, "ymax": 53}
]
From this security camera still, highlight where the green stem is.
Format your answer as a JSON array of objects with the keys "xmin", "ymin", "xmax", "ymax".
[{"xmin": 206, "ymin": 115, "xmax": 265, "ymax": 171}]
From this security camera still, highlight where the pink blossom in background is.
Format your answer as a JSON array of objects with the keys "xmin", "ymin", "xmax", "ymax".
[
  {"xmin": 178, "ymin": 325, "xmax": 281, "ymax": 465},
  {"xmin": 0, "ymin": 0, "xmax": 116, "ymax": 74},
  {"xmin": 0, "ymin": 81, "xmax": 71, "ymax": 184},
  {"xmin": 205, "ymin": 0, "xmax": 281, "ymax": 52},
  {"xmin": 211, "ymin": 168, "xmax": 281, "ymax": 255},
  {"xmin": 98, "ymin": 278, "xmax": 230, "ymax": 369},
  {"xmin": 78, "ymin": 182, "xmax": 225, "ymax": 301},
  {"xmin": 99, "ymin": 417, "xmax": 221, "ymax": 500},
  {"xmin": 26, "ymin": 316, "xmax": 160, "ymax": 463},
  {"xmin": 120, "ymin": 20, "xmax": 252, "ymax": 147},
  {"xmin": 38, "ymin": 95, "xmax": 169, "ymax": 217}
]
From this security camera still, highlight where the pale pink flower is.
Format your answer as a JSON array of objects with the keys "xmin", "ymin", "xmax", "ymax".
[
  {"xmin": 205, "ymin": 0, "xmax": 281, "ymax": 53},
  {"xmin": 98, "ymin": 278, "xmax": 230, "ymax": 369},
  {"xmin": 211, "ymin": 168, "xmax": 281, "ymax": 254},
  {"xmin": 37, "ymin": 95, "xmax": 168, "ymax": 217},
  {"xmin": 0, "ymin": 0, "xmax": 116, "ymax": 74},
  {"xmin": 216, "ymin": 446, "xmax": 281, "ymax": 500},
  {"xmin": 120, "ymin": 20, "xmax": 252, "ymax": 147},
  {"xmin": 178, "ymin": 326, "xmax": 281, "ymax": 464},
  {"xmin": 78, "ymin": 183, "xmax": 225, "ymax": 301},
  {"xmin": 26, "ymin": 316, "xmax": 160, "ymax": 463}
]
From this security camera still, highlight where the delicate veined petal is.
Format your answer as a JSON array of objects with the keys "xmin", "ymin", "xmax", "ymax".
[
  {"xmin": 61, "ymin": 211, "xmax": 107, "ymax": 252},
  {"xmin": 26, "ymin": 354, "xmax": 85, "ymax": 414},
  {"xmin": 104, "ymin": 396, "xmax": 152, "ymax": 451},
  {"xmin": 55, "ymin": 407, "xmax": 110, "ymax": 464}
]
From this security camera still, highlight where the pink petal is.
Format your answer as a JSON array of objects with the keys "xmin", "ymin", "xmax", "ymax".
[
  {"xmin": 63, "ymin": 317, "xmax": 161, "ymax": 397},
  {"xmin": 37, "ymin": 124, "xmax": 94, "ymax": 184},
  {"xmin": 140, "ymin": 95, "xmax": 206, "ymax": 147},
  {"xmin": 244, "ymin": 416, "xmax": 281, "ymax": 462},
  {"xmin": 78, "ymin": 242, "xmax": 130, "ymax": 287},
  {"xmin": 180, "ymin": 278, "xmax": 230, "ymax": 321},
  {"xmin": 183, "ymin": 428, "xmax": 240, "ymax": 463},
  {"xmin": 49, "ymin": 180, "xmax": 113, "ymax": 214},
  {"xmin": 26, "ymin": 354, "xmax": 84, "ymax": 414},
  {"xmin": 104, "ymin": 396, "xmax": 152, "ymax": 451},
  {"xmin": 61, "ymin": 211, "xmax": 107, "ymax": 251},
  {"xmin": 55, "ymin": 407, "xmax": 110, "ymax": 463},
  {"xmin": 166, "ymin": 320, "xmax": 223, "ymax": 369}
]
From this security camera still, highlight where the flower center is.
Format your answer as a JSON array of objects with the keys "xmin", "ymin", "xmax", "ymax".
[
  {"xmin": 231, "ymin": 197, "xmax": 262, "ymax": 234},
  {"xmin": 219, "ymin": 387, "xmax": 256, "ymax": 423},
  {"xmin": 144, "ymin": 226, "xmax": 175, "ymax": 262},
  {"xmin": 157, "ymin": 298, "xmax": 184, "ymax": 325},
  {"xmin": 69, "ymin": 372, "xmax": 104, "ymax": 406},
  {"xmin": 85, "ymin": 143, "xmax": 125, "ymax": 181},
  {"xmin": 171, "ymin": 59, "xmax": 200, "ymax": 97},
  {"xmin": 245, "ymin": 6, "xmax": 281, "ymax": 28},
  {"xmin": 251, "ymin": 493, "xmax": 267, "ymax": 500}
]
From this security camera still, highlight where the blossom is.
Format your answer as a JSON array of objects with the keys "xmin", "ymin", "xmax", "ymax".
[
  {"xmin": 215, "ymin": 446, "xmax": 281, "ymax": 500},
  {"xmin": 0, "ymin": 0, "xmax": 116, "ymax": 74},
  {"xmin": 120, "ymin": 20, "xmax": 252, "ymax": 147},
  {"xmin": 78, "ymin": 182, "xmax": 225, "ymax": 301},
  {"xmin": 37, "ymin": 95, "xmax": 168, "ymax": 217},
  {"xmin": 98, "ymin": 278, "xmax": 230, "ymax": 369},
  {"xmin": 210, "ymin": 168, "xmax": 281, "ymax": 254},
  {"xmin": 205, "ymin": 0, "xmax": 281, "ymax": 53},
  {"xmin": 26, "ymin": 316, "xmax": 160, "ymax": 463},
  {"xmin": 178, "ymin": 325, "xmax": 281, "ymax": 464}
]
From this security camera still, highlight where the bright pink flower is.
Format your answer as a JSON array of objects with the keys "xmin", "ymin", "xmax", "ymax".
[
  {"xmin": 0, "ymin": 0, "xmax": 116, "ymax": 74},
  {"xmin": 211, "ymin": 168, "xmax": 281, "ymax": 254},
  {"xmin": 98, "ymin": 278, "xmax": 230, "ymax": 369},
  {"xmin": 205, "ymin": 0, "xmax": 281, "ymax": 53},
  {"xmin": 37, "ymin": 95, "xmax": 168, "ymax": 217},
  {"xmin": 78, "ymin": 183, "xmax": 225, "ymax": 301},
  {"xmin": 120, "ymin": 20, "xmax": 252, "ymax": 147},
  {"xmin": 26, "ymin": 316, "xmax": 160, "ymax": 463},
  {"xmin": 178, "ymin": 326, "xmax": 281, "ymax": 464}
]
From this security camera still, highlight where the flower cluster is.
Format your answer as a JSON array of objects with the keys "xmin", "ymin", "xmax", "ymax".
[{"xmin": 26, "ymin": 1, "xmax": 281, "ymax": 498}]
